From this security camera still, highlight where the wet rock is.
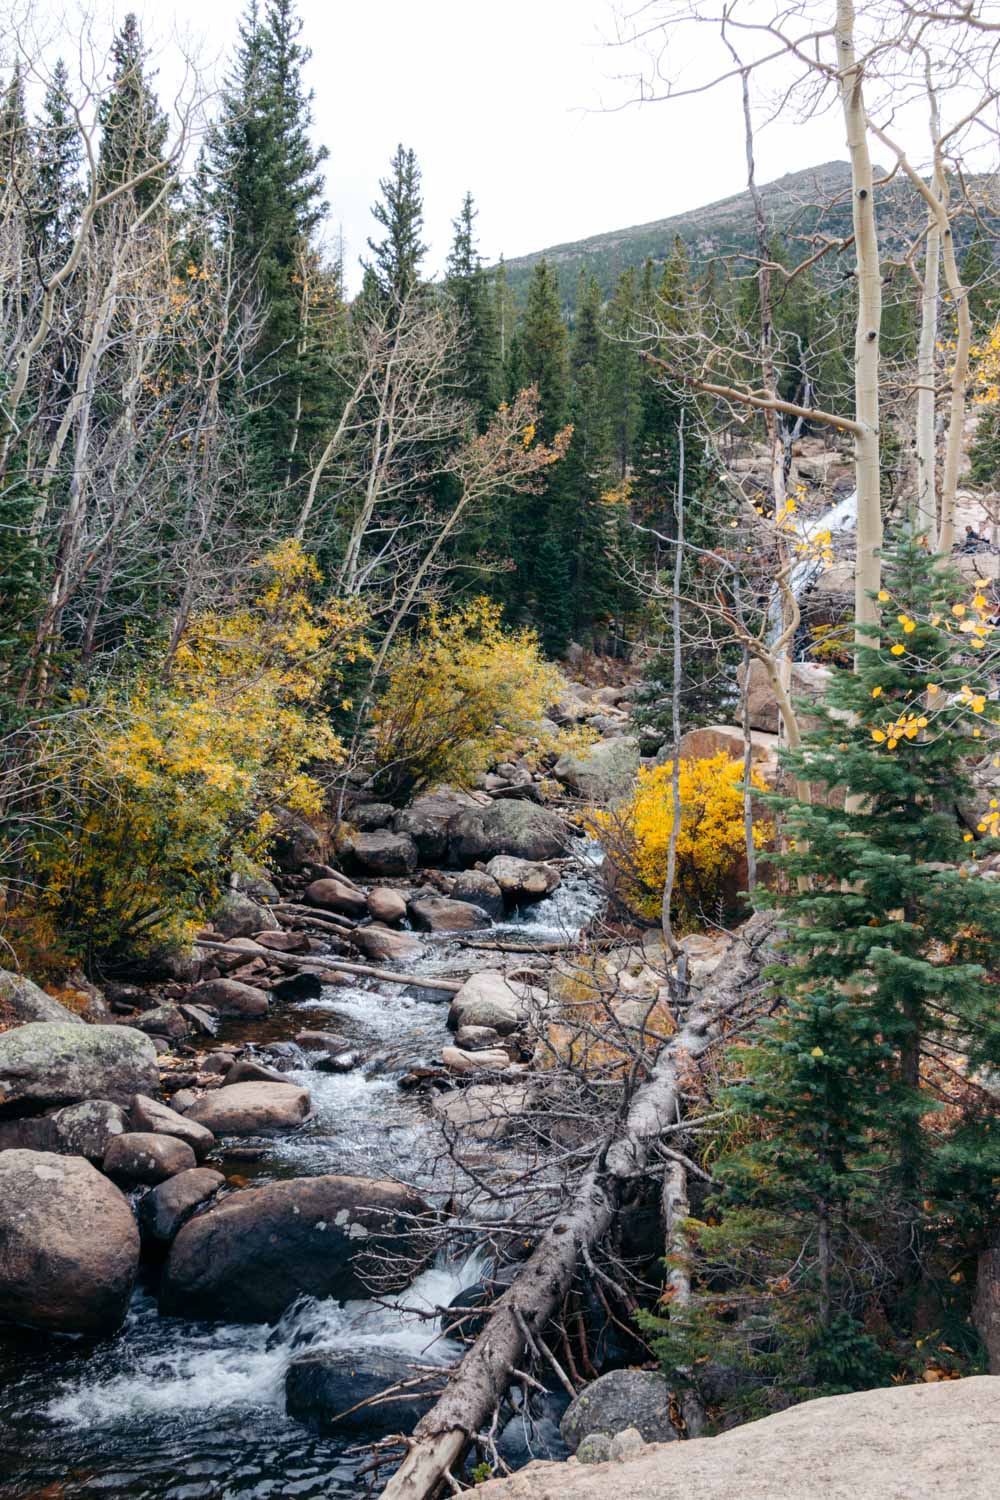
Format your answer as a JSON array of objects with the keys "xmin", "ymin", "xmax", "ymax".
[
  {"xmin": 408, "ymin": 896, "xmax": 492, "ymax": 933},
  {"xmin": 367, "ymin": 887, "xmax": 408, "ymax": 925},
  {"xmin": 160, "ymin": 1174, "xmax": 431, "ymax": 1321},
  {"xmin": 224, "ymin": 1057, "xmax": 289, "ymax": 1086},
  {"xmin": 485, "ymin": 855, "xmax": 560, "ymax": 904},
  {"xmin": 181, "ymin": 1081, "xmax": 311, "ymax": 1136},
  {"xmin": 130, "ymin": 1004, "xmax": 190, "ymax": 1040},
  {"xmin": 0, "ymin": 1150, "xmax": 139, "ymax": 1334},
  {"xmin": 254, "ymin": 930, "xmax": 312, "ymax": 954},
  {"xmin": 177, "ymin": 1002, "xmax": 218, "ymax": 1036},
  {"xmin": 285, "ymin": 1351, "xmax": 439, "ymax": 1436},
  {"xmin": 448, "ymin": 801, "xmax": 568, "ymax": 866},
  {"xmin": 560, "ymin": 1369, "xmax": 678, "ymax": 1452},
  {"xmin": 450, "ymin": 870, "xmax": 505, "ymax": 921},
  {"xmin": 103, "ymin": 1131, "xmax": 197, "ymax": 1184},
  {"xmin": 553, "ymin": 737, "xmax": 640, "ymax": 802},
  {"xmin": 431, "ymin": 1082, "xmax": 532, "ymax": 1142},
  {"xmin": 496, "ymin": 1392, "xmax": 571, "ymax": 1468},
  {"xmin": 304, "ymin": 877, "xmax": 368, "ymax": 917},
  {"xmin": 441, "ymin": 1045, "xmax": 509, "ymax": 1075},
  {"xmin": 210, "ymin": 890, "xmax": 279, "ymax": 940},
  {"xmin": 185, "ymin": 978, "xmax": 270, "ymax": 1018},
  {"xmin": 199, "ymin": 1050, "xmax": 236, "ymax": 1075},
  {"xmin": 294, "ymin": 1030, "xmax": 350, "ymax": 1059},
  {"xmin": 139, "ymin": 1166, "xmax": 226, "ymax": 1246},
  {"xmin": 349, "ymin": 802, "xmax": 396, "ymax": 832},
  {"xmin": 350, "ymin": 925, "xmax": 422, "ymax": 964},
  {"xmin": 0, "ymin": 1023, "xmax": 158, "ymax": 1116},
  {"xmin": 344, "ymin": 829, "xmax": 419, "ymax": 877},
  {"xmin": 0, "ymin": 968, "xmax": 85, "ymax": 1026},
  {"xmin": 448, "ymin": 970, "xmax": 540, "ymax": 1035},
  {"xmin": 454, "ymin": 1024, "xmax": 504, "ymax": 1051},
  {"xmin": 130, "ymin": 1094, "xmax": 215, "ymax": 1158},
  {"xmin": 271, "ymin": 972, "xmax": 323, "ymax": 1003}
]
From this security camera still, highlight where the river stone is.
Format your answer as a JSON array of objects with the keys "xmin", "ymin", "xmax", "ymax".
[
  {"xmin": 0, "ymin": 1150, "xmax": 139, "ymax": 1334},
  {"xmin": 448, "ymin": 801, "xmax": 569, "ymax": 866},
  {"xmin": 253, "ymin": 930, "xmax": 311, "ymax": 954},
  {"xmin": 447, "ymin": 970, "xmax": 538, "ymax": 1035},
  {"xmin": 432, "ymin": 1082, "xmax": 532, "ymax": 1142},
  {"xmin": 0, "ymin": 968, "xmax": 85, "ymax": 1026},
  {"xmin": 350, "ymin": 925, "xmax": 423, "ymax": 964},
  {"xmin": 553, "ymin": 737, "xmax": 640, "ymax": 803},
  {"xmin": 48, "ymin": 1100, "xmax": 129, "ymax": 1160},
  {"xmin": 139, "ymin": 1166, "xmax": 226, "ymax": 1245},
  {"xmin": 393, "ymin": 791, "xmax": 480, "ymax": 863},
  {"xmin": 305, "ymin": 877, "xmax": 368, "ymax": 917},
  {"xmin": 271, "ymin": 972, "xmax": 324, "ymax": 1002},
  {"xmin": 130, "ymin": 1094, "xmax": 215, "ymax": 1158},
  {"xmin": 210, "ymin": 889, "xmax": 279, "ymax": 940},
  {"xmin": 285, "ymin": 1351, "xmax": 439, "ymax": 1437},
  {"xmin": 577, "ymin": 1433, "xmax": 613, "ymax": 1464},
  {"xmin": 345, "ymin": 830, "xmax": 419, "ymax": 877},
  {"xmin": 104, "ymin": 1131, "xmax": 197, "ymax": 1184},
  {"xmin": 224, "ymin": 1056, "xmax": 289, "ymax": 1085},
  {"xmin": 0, "ymin": 1023, "xmax": 158, "ymax": 1117},
  {"xmin": 450, "ymin": 871, "xmax": 505, "ymax": 921},
  {"xmin": 454, "ymin": 1024, "xmax": 504, "ymax": 1051},
  {"xmin": 560, "ymin": 1370, "xmax": 678, "ymax": 1452},
  {"xmin": 442, "ymin": 1045, "xmax": 509, "ymax": 1075},
  {"xmin": 485, "ymin": 855, "xmax": 561, "ymax": 903},
  {"xmin": 160, "ymin": 1174, "xmax": 431, "ymax": 1321},
  {"xmin": 349, "ymin": 802, "xmax": 397, "ymax": 832},
  {"xmin": 367, "ymin": 887, "xmax": 408, "ymax": 925},
  {"xmin": 408, "ymin": 896, "xmax": 492, "ymax": 933},
  {"xmin": 185, "ymin": 978, "xmax": 270, "ymax": 1018},
  {"xmin": 295, "ymin": 1030, "xmax": 351, "ymax": 1061},
  {"xmin": 181, "ymin": 1081, "xmax": 310, "ymax": 1135},
  {"xmin": 271, "ymin": 807, "xmax": 324, "ymax": 872},
  {"xmin": 130, "ymin": 1004, "xmax": 190, "ymax": 1040}
]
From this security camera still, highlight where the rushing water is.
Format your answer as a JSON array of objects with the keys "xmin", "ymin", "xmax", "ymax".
[{"xmin": 0, "ymin": 858, "xmax": 601, "ymax": 1499}]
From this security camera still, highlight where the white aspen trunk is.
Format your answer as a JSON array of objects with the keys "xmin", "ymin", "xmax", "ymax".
[
  {"xmin": 937, "ymin": 197, "xmax": 971, "ymax": 558},
  {"xmin": 837, "ymin": 0, "xmax": 883, "ymax": 657},
  {"xmin": 916, "ymin": 191, "xmax": 942, "ymax": 544}
]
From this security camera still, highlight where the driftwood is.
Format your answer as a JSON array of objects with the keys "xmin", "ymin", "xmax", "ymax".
[
  {"xmin": 194, "ymin": 939, "xmax": 464, "ymax": 995},
  {"xmin": 380, "ymin": 911, "xmax": 776, "ymax": 1499}
]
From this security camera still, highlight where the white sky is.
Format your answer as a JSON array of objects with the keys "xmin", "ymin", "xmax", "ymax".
[{"xmin": 41, "ymin": 1, "xmax": 885, "ymax": 290}]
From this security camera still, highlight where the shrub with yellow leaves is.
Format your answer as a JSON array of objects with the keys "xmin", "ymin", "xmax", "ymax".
[
  {"xmin": 369, "ymin": 598, "xmax": 562, "ymax": 801},
  {"xmin": 594, "ymin": 753, "xmax": 771, "ymax": 928},
  {"xmin": 35, "ymin": 541, "xmax": 367, "ymax": 964}
]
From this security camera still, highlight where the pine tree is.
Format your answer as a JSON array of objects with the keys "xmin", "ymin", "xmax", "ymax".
[
  {"xmin": 97, "ymin": 14, "xmax": 169, "ymax": 211},
  {"xmin": 513, "ymin": 257, "xmax": 569, "ymax": 439},
  {"xmin": 445, "ymin": 191, "xmax": 500, "ymax": 424},
  {"xmin": 532, "ymin": 535, "xmax": 573, "ymax": 656},
  {"xmin": 365, "ymin": 143, "xmax": 427, "ymax": 308},
  {"xmin": 648, "ymin": 536, "xmax": 1000, "ymax": 1420},
  {"xmin": 602, "ymin": 266, "xmax": 642, "ymax": 479},
  {"xmin": 0, "ymin": 64, "xmax": 34, "ymax": 206},
  {"xmin": 33, "ymin": 60, "xmax": 84, "ymax": 261}
]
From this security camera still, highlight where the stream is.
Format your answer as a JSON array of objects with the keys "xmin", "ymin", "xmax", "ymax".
[{"xmin": 0, "ymin": 859, "xmax": 603, "ymax": 1500}]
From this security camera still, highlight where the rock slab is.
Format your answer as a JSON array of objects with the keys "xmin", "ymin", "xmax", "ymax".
[{"xmin": 0, "ymin": 1023, "xmax": 158, "ymax": 1116}]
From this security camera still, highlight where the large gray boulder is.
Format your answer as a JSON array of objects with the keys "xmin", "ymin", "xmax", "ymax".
[
  {"xmin": 450, "ymin": 870, "xmax": 505, "ymax": 921},
  {"xmin": 181, "ymin": 1081, "xmax": 310, "ymax": 1136},
  {"xmin": 448, "ymin": 970, "xmax": 541, "ymax": 1035},
  {"xmin": 394, "ymin": 791, "xmax": 482, "ymax": 863},
  {"xmin": 350, "ymin": 925, "xmax": 423, "ymax": 964},
  {"xmin": 271, "ymin": 807, "xmax": 324, "ymax": 871},
  {"xmin": 159, "ymin": 1174, "xmax": 431, "ymax": 1321},
  {"xmin": 432, "ymin": 1082, "xmax": 532, "ymax": 1142},
  {"xmin": 286, "ymin": 1351, "xmax": 438, "ymax": 1436},
  {"xmin": 560, "ymin": 1369, "xmax": 678, "ymax": 1452},
  {"xmin": 0, "ymin": 1098, "xmax": 128, "ymax": 1160},
  {"xmin": 0, "ymin": 1150, "xmax": 139, "ymax": 1334},
  {"xmin": 408, "ymin": 896, "xmax": 492, "ymax": 933},
  {"xmin": 486, "ymin": 855, "xmax": 560, "ymax": 904},
  {"xmin": 210, "ymin": 889, "xmax": 279, "ymax": 939},
  {"xmin": 305, "ymin": 876, "xmax": 368, "ymax": 916},
  {"xmin": 184, "ymin": 978, "xmax": 269, "ymax": 1018},
  {"xmin": 553, "ymin": 737, "xmax": 640, "ymax": 803},
  {"xmin": 344, "ymin": 829, "xmax": 419, "ymax": 877},
  {"xmin": 448, "ymin": 801, "xmax": 569, "ymax": 866},
  {"xmin": 0, "ymin": 968, "xmax": 84, "ymax": 1025},
  {"xmin": 0, "ymin": 1023, "xmax": 158, "ymax": 1115}
]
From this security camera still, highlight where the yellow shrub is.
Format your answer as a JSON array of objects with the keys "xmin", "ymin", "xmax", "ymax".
[
  {"xmin": 594, "ymin": 753, "xmax": 771, "ymax": 927},
  {"xmin": 369, "ymin": 598, "xmax": 563, "ymax": 799},
  {"xmin": 37, "ymin": 542, "xmax": 367, "ymax": 963}
]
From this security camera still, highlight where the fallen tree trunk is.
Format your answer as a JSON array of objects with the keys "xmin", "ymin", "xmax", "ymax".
[
  {"xmin": 194, "ymin": 939, "xmax": 464, "ymax": 995},
  {"xmin": 380, "ymin": 911, "xmax": 776, "ymax": 1499}
]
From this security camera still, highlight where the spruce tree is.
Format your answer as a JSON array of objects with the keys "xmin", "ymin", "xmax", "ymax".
[
  {"xmin": 513, "ymin": 257, "xmax": 568, "ymax": 439},
  {"xmin": 648, "ymin": 536, "xmax": 1000, "ymax": 1420},
  {"xmin": 365, "ymin": 143, "xmax": 427, "ymax": 308},
  {"xmin": 445, "ymin": 191, "xmax": 500, "ymax": 425},
  {"xmin": 97, "ymin": 14, "xmax": 169, "ymax": 211},
  {"xmin": 33, "ymin": 60, "xmax": 84, "ymax": 261}
]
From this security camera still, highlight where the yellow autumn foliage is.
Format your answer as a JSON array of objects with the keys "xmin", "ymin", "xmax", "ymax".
[
  {"xmin": 594, "ymin": 753, "xmax": 771, "ymax": 927},
  {"xmin": 38, "ymin": 541, "xmax": 367, "ymax": 962},
  {"xmin": 369, "ymin": 598, "xmax": 563, "ymax": 800}
]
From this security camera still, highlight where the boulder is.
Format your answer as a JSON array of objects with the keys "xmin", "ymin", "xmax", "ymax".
[
  {"xmin": 553, "ymin": 737, "xmax": 640, "ymax": 802},
  {"xmin": 224, "ymin": 1056, "xmax": 289, "ymax": 1085},
  {"xmin": 669, "ymin": 724, "xmax": 780, "ymax": 772},
  {"xmin": 0, "ymin": 968, "xmax": 84, "ymax": 1026},
  {"xmin": 485, "ymin": 855, "xmax": 560, "ymax": 904},
  {"xmin": 130, "ymin": 1004, "xmax": 190, "ymax": 1040},
  {"xmin": 449, "ymin": 801, "xmax": 569, "ymax": 866},
  {"xmin": 130, "ymin": 1094, "xmax": 215, "ymax": 1158},
  {"xmin": 441, "ymin": 1045, "xmax": 510, "ymax": 1075},
  {"xmin": 0, "ymin": 1150, "xmax": 139, "ymax": 1334},
  {"xmin": 448, "ymin": 970, "xmax": 539, "ymax": 1035},
  {"xmin": 184, "ymin": 978, "xmax": 270, "ymax": 1018},
  {"xmin": 432, "ymin": 1082, "xmax": 532, "ymax": 1142},
  {"xmin": 305, "ymin": 877, "xmax": 368, "ymax": 917},
  {"xmin": 159, "ymin": 1174, "xmax": 431, "ymax": 1321},
  {"xmin": 181, "ymin": 1081, "xmax": 311, "ymax": 1136},
  {"xmin": 285, "ymin": 1351, "xmax": 439, "ymax": 1437},
  {"xmin": 271, "ymin": 807, "xmax": 324, "ymax": 872},
  {"xmin": 178, "ymin": 1003, "xmax": 219, "ymax": 1036},
  {"xmin": 210, "ymin": 889, "xmax": 279, "ymax": 940},
  {"xmin": 454, "ymin": 1024, "xmax": 504, "ymax": 1051},
  {"xmin": 351, "ymin": 925, "xmax": 423, "ymax": 964},
  {"xmin": 560, "ymin": 1369, "xmax": 678, "ymax": 1452},
  {"xmin": 394, "ymin": 791, "xmax": 482, "ymax": 863},
  {"xmin": 349, "ymin": 802, "xmax": 396, "ymax": 832},
  {"xmin": 233, "ymin": 868, "xmax": 280, "ymax": 905},
  {"xmin": 408, "ymin": 896, "xmax": 492, "ymax": 933},
  {"xmin": 450, "ymin": 871, "xmax": 505, "ymax": 921},
  {"xmin": 0, "ymin": 1023, "xmax": 158, "ymax": 1116},
  {"xmin": 47, "ymin": 1099, "xmax": 128, "ymax": 1160},
  {"xmin": 740, "ymin": 658, "xmax": 831, "ymax": 735},
  {"xmin": 139, "ymin": 1166, "xmax": 226, "ymax": 1246},
  {"xmin": 271, "ymin": 972, "xmax": 323, "ymax": 1003},
  {"xmin": 344, "ymin": 829, "xmax": 419, "ymax": 877},
  {"xmin": 103, "ymin": 1131, "xmax": 197, "ymax": 1184},
  {"xmin": 294, "ymin": 1030, "xmax": 351, "ymax": 1061},
  {"xmin": 367, "ymin": 887, "xmax": 409, "ymax": 925},
  {"xmin": 253, "ymin": 930, "xmax": 312, "ymax": 954}
]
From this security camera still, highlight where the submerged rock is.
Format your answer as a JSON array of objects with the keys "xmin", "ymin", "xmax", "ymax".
[
  {"xmin": 0, "ymin": 1150, "xmax": 139, "ymax": 1334},
  {"xmin": 160, "ymin": 1174, "xmax": 431, "ymax": 1321},
  {"xmin": 285, "ymin": 1351, "xmax": 441, "ymax": 1436},
  {"xmin": 0, "ymin": 1023, "xmax": 158, "ymax": 1116}
]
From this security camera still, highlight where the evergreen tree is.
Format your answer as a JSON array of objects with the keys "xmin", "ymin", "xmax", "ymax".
[
  {"xmin": 445, "ymin": 191, "xmax": 500, "ymax": 424},
  {"xmin": 365, "ymin": 143, "xmax": 427, "ymax": 307},
  {"xmin": 532, "ymin": 535, "xmax": 573, "ymax": 655},
  {"xmin": 33, "ymin": 60, "xmax": 84, "ymax": 261},
  {"xmin": 647, "ymin": 536, "xmax": 1000, "ymax": 1420},
  {"xmin": 512, "ymin": 257, "xmax": 568, "ymax": 439},
  {"xmin": 0, "ymin": 64, "xmax": 34, "ymax": 206},
  {"xmin": 97, "ymin": 14, "xmax": 169, "ymax": 211},
  {"xmin": 602, "ymin": 266, "xmax": 642, "ymax": 478}
]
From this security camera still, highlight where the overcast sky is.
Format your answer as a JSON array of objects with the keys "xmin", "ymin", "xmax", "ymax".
[{"xmin": 107, "ymin": 2, "xmax": 855, "ymax": 289}]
